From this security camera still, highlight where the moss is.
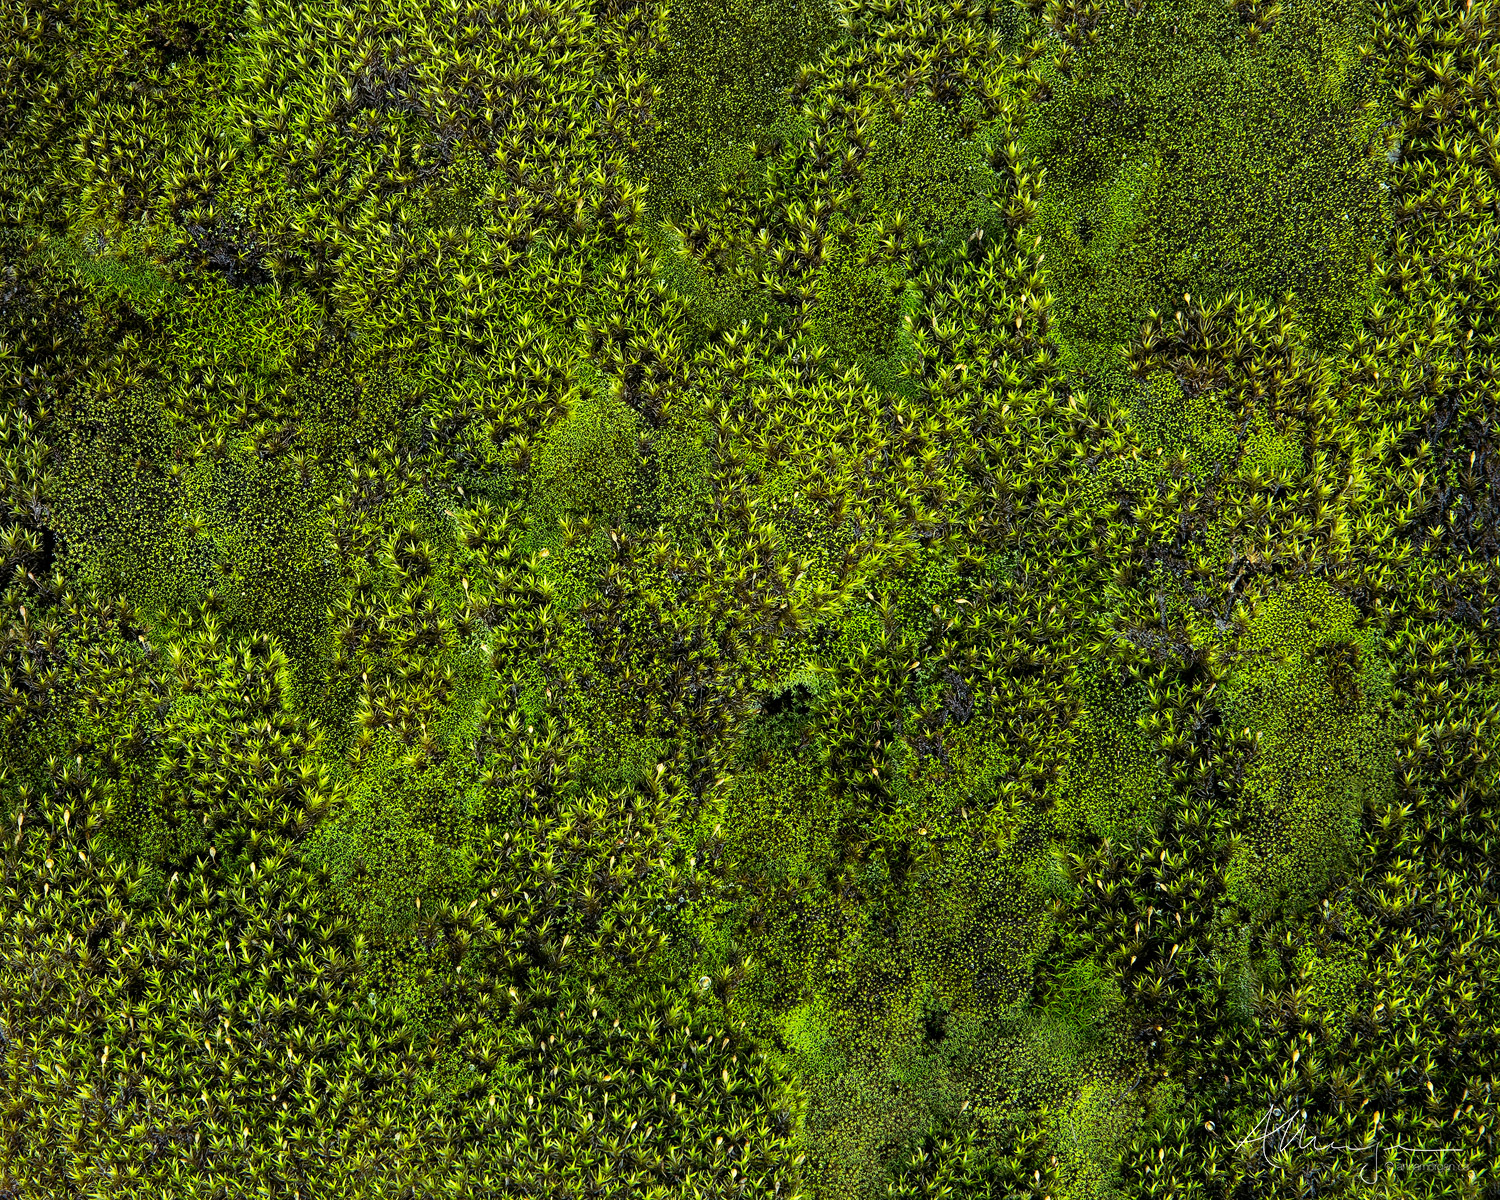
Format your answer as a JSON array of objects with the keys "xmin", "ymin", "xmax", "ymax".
[
  {"xmin": 1041, "ymin": 957, "xmax": 1125, "ymax": 1046},
  {"xmin": 654, "ymin": 219, "xmax": 780, "ymax": 347},
  {"xmin": 1051, "ymin": 1078, "xmax": 1143, "ymax": 1200},
  {"xmin": 781, "ymin": 996, "xmax": 848, "ymax": 1081},
  {"xmin": 808, "ymin": 221, "xmax": 906, "ymax": 364},
  {"xmin": 1054, "ymin": 662, "xmax": 1166, "ymax": 841},
  {"xmin": 186, "ymin": 439, "xmax": 339, "ymax": 699},
  {"xmin": 650, "ymin": 415, "xmax": 713, "ymax": 533},
  {"xmin": 1294, "ymin": 939, "xmax": 1363, "ymax": 1038},
  {"xmin": 528, "ymin": 375, "xmax": 646, "ymax": 536},
  {"xmin": 1125, "ymin": 369, "xmax": 1239, "ymax": 476},
  {"xmin": 428, "ymin": 142, "xmax": 492, "ymax": 232},
  {"xmin": 57, "ymin": 606, "xmax": 322, "ymax": 877},
  {"xmin": 639, "ymin": 0, "xmax": 837, "ymax": 217},
  {"xmin": 800, "ymin": 1049, "xmax": 964, "ymax": 1200},
  {"xmin": 882, "ymin": 712, "xmax": 1020, "ymax": 846},
  {"xmin": 50, "ymin": 375, "xmax": 188, "ymax": 617},
  {"xmin": 3, "ymin": 1, "xmax": 1494, "ymax": 1196},
  {"xmin": 45, "ymin": 234, "xmax": 178, "ymax": 316},
  {"xmin": 860, "ymin": 94, "xmax": 1002, "ymax": 258},
  {"xmin": 704, "ymin": 695, "xmax": 1083, "ymax": 1195},
  {"xmin": 647, "ymin": 119, "xmax": 802, "ymax": 346},
  {"xmin": 718, "ymin": 707, "xmax": 838, "ymax": 885},
  {"xmin": 1021, "ymin": 0, "xmax": 1394, "ymax": 380},
  {"xmin": 303, "ymin": 732, "xmax": 479, "ymax": 1012},
  {"xmin": 163, "ymin": 272, "xmax": 321, "ymax": 381},
  {"xmin": 1240, "ymin": 409, "xmax": 1305, "ymax": 482},
  {"xmin": 1221, "ymin": 576, "xmax": 1398, "ymax": 917}
]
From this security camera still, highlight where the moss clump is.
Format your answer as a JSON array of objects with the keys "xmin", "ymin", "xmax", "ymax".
[
  {"xmin": 800, "ymin": 1030, "xmax": 977, "ymax": 1200},
  {"xmin": 1124, "ymin": 369, "xmax": 1240, "ymax": 477},
  {"xmin": 715, "ymin": 687, "xmax": 839, "ymax": 887},
  {"xmin": 639, "ymin": 0, "xmax": 836, "ymax": 217},
  {"xmin": 1038, "ymin": 957, "xmax": 1126, "ymax": 1049},
  {"xmin": 1295, "ymin": 939, "xmax": 1364, "ymax": 1039},
  {"xmin": 1051, "ymin": 1078, "xmax": 1144, "ymax": 1200},
  {"xmin": 808, "ymin": 221, "xmax": 907, "ymax": 365},
  {"xmin": 861, "ymin": 94, "xmax": 1001, "ymax": 256},
  {"xmin": 50, "ymin": 375, "xmax": 187, "ymax": 616},
  {"xmin": 650, "ymin": 415, "xmax": 712, "ymax": 533},
  {"xmin": 56, "ymin": 606, "xmax": 323, "ymax": 884},
  {"xmin": 428, "ymin": 142, "xmax": 491, "ymax": 231},
  {"xmin": 302, "ymin": 731, "xmax": 479, "ymax": 1024},
  {"xmin": 184, "ymin": 440, "xmax": 339, "ymax": 694},
  {"xmin": 1221, "ymin": 576, "xmax": 1398, "ymax": 916},
  {"xmin": 528, "ymin": 375, "xmax": 646, "ymax": 536},
  {"xmin": 1021, "ymin": 0, "xmax": 1394, "ymax": 380},
  {"xmin": 1240, "ymin": 409, "xmax": 1305, "ymax": 482},
  {"xmin": 654, "ymin": 215, "xmax": 780, "ymax": 348},
  {"xmin": 3, "ymin": 1, "xmax": 1492, "ymax": 1196},
  {"xmin": 646, "ymin": 115, "xmax": 808, "ymax": 347},
  {"xmin": 1055, "ymin": 662, "xmax": 1166, "ymax": 840}
]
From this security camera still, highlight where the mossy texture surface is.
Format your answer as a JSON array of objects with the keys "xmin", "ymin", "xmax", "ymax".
[{"xmin": 3, "ymin": 0, "xmax": 1498, "ymax": 1197}]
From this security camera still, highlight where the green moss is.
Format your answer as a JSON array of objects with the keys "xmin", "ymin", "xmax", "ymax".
[
  {"xmin": 707, "ymin": 670, "xmax": 838, "ymax": 901},
  {"xmin": 305, "ymin": 733, "xmax": 475, "ymax": 944},
  {"xmin": 1240, "ymin": 409, "xmax": 1304, "ymax": 481},
  {"xmin": 861, "ymin": 94, "xmax": 1002, "ymax": 256},
  {"xmin": 529, "ymin": 377, "xmax": 646, "ymax": 536},
  {"xmin": 647, "ymin": 119, "xmax": 803, "ymax": 346},
  {"xmin": 1021, "ymin": 0, "xmax": 1394, "ymax": 380},
  {"xmin": 1221, "ymin": 576, "xmax": 1398, "ymax": 917},
  {"xmin": 45, "ymin": 234, "xmax": 177, "ymax": 315},
  {"xmin": 655, "ymin": 220, "xmax": 779, "ymax": 347},
  {"xmin": 51, "ymin": 376, "xmax": 188, "ymax": 617},
  {"xmin": 650, "ymin": 415, "xmax": 712, "ymax": 532},
  {"xmin": 639, "ymin": 0, "xmax": 836, "ymax": 217},
  {"xmin": 781, "ymin": 996, "xmax": 848, "ymax": 1081},
  {"xmin": 1055, "ymin": 662, "xmax": 1166, "ymax": 841},
  {"xmin": 187, "ymin": 440, "xmax": 339, "ymax": 694},
  {"xmin": 801, "ymin": 1046, "xmax": 968, "ymax": 1200},
  {"xmin": 1125, "ymin": 369, "xmax": 1240, "ymax": 476},
  {"xmin": 59, "ymin": 607, "xmax": 322, "ymax": 877},
  {"xmin": 1041, "ymin": 957, "xmax": 1125, "ymax": 1046},
  {"xmin": 808, "ymin": 221, "xmax": 906, "ymax": 364},
  {"xmin": 882, "ymin": 713, "xmax": 1020, "ymax": 846},
  {"xmin": 3, "ymin": 2, "xmax": 1491, "ymax": 1196},
  {"xmin": 1051, "ymin": 1078, "xmax": 1143, "ymax": 1200},
  {"xmin": 1295, "ymin": 939, "xmax": 1363, "ymax": 1038},
  {"xmin": 165, "ymin": 274, "xmax": 320, "ymax": 378},
  {"xmin": 428, "ymin": 143, "xmax": 492, "ymax": 231}
]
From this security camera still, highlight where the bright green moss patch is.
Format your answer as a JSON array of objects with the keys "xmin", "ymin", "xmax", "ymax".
[
  {"xmin": 861, "ymin": 94, "xmax": 1003, "ymax": 258},
  {"xmin": 1022, "ymin": 0, "xmax": 1394, "ymax": 380},
  {"xmin": 1294, "ymin": 937, "xmax": 1365, "ymax": 1038},
  {"xmin": 303, "ymin": 730, "xmax": 482, "ymax": 1024},
  {"xmin": 528, "ymin": 377, "xmax": 647, "ymax": 536},
  {"xmin": 2, "ymin": 0, "xmax": 1495, "ymax": 1196},
  {"xmin": 688, "ymin": 636, "xmax": 1134, "ymax": 1199},
  {"xmin": 638, "ymin": 0, "xmax": 837, "ymax": 217},
  {"xmin": 1051, "ymin": 1078, "xmax": 1145, "ymax": 1200},
  {"xmin": 1055, "ymin": 662, "xmax": 1166, "ymax": 841},
  {"xmin": 1221, "ymin": 576, "xmax": 1399, "ymax": 917},
  {"xmin": 1124, "ymin": 370, "xmax": 1241, "ymax": 477},
  {"xmin": 809, "ymin": 220, "xmax": 907, "ymax": 364}
]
